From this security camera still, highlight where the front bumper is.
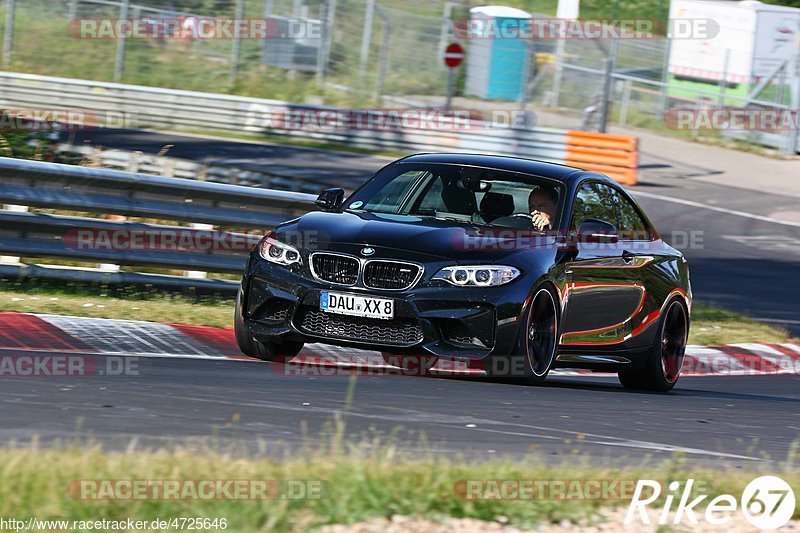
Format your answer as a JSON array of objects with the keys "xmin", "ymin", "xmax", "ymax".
[{"xmin": 239, "ymin": 253, "xmax": 530, "ymax": 361}]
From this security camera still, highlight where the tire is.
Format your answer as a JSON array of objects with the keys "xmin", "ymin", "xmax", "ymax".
[
  {"xmin": 382, "ymin": 353, "xmax": 439, "ymax": 376},
  {"xmin": 618, "ymin": 297, "xmax": 688, "ymax": 392},
  {"xmin": 234, "ymin": 287, "xmax": 303, "ymax": 362},
  {"xmin": 486, "ymin": 284, "xmax": 559, "ymax": 385}
]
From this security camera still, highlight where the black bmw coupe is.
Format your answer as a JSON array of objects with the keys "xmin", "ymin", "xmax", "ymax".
[{"xmin": 235, "ymin": 154, "xmax": 691, "ymax": 391}]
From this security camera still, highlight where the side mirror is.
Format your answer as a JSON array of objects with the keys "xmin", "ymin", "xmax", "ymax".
[
  {"xmin": 577, "ymin": 219, "xmax": 619, "ymax": 244},
  {"xmin": 315, "ymin": 188, "xmax": 345, "ymax": 211}
]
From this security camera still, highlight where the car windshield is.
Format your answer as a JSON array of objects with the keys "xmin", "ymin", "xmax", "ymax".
[{"xmin": 350, "ymin": 163, "xmax": 564, "ymax": 229}]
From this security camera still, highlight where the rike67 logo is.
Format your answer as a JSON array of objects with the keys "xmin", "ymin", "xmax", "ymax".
[{"xmin": 626, "ymin": 476, "xmax": 796, "ymax": 529}]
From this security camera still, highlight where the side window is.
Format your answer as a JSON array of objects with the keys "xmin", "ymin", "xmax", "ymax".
[
  {"xmin": 416, "ymin": 175, "xmax": 446, "ymax": 212},
  {"xmin": 572, "ymin": 182, "xmax": 616, "ymax": 230},
  {"xmin": 608, "ymin": 188, "xmax": 650, "ymax": 240}
]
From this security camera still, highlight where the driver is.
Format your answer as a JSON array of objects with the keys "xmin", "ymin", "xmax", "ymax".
[{"xmin": 528, "ymin": 187, "xmax": 558, "ymax": 231}]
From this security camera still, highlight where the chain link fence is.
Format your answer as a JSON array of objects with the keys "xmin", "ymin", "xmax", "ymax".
[
  {"xmin": 0, "ymin": 0, "xmax": 797, "ymax": 152},
  {"xmin": 524, "ymin": 34, "xmax": 799, "ymax": 154},
  {"xmin": 0, "ymin": 0, "xmax": 451, "ymax": 105}
]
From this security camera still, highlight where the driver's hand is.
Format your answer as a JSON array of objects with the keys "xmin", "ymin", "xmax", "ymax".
[{"xmin": 531, "ymin": 211, "xmax": 551, "ymax": 231}]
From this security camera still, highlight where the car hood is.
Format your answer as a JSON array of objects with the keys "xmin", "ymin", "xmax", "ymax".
[{"xmin": 276, "ymin": 210, "xmax": 558, "ymax": 262}]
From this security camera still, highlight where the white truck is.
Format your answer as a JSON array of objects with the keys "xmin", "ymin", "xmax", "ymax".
[{"xmin": 669, "ymin": 0, "xmax": 800, "ymax": 85}]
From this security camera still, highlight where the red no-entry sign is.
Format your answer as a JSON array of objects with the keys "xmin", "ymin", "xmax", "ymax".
[{"xmin": 443, "ymin": 43, "xmax": 465, "ymax": 68}]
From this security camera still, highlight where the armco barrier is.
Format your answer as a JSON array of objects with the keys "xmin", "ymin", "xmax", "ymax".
[
  {"xmin": 57, "ymin": 143, "xmax": 331, "ymax": 193},
  {"xmin": 0, "ymin": 71, "xmax": 639, "ymax": 185},
  {"xmin": 0, "ymin": 157, "xmax": 317, "ymax": 290}
]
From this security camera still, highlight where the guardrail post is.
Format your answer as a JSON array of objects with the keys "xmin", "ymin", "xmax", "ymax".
[
  {"xmin": 126, "ymin": 151, "xmax": 141, "ymax": 173},
  {"xmin": 161, "ymin": 158, "xmax": 175, "ymax": 178},
  {"xmin": 0, "ymin": 204, "xmax": 26, "ymax": 264},
  {"xmin": 98, "ymin": 214, "xmax": 125, "ymax": 272},
  {"xmin": 184, "ymin": 223, "xmax": 214, "ymax": 280},
  {"xmin": 89, "ymin": 146, "xmax": 104, "ymax": 167}
]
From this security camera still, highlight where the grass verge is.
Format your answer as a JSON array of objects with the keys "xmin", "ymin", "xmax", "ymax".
[
  {"xmin": 0, "ymin": 282, "xmax": 790, "ymax": 345},
  {"xmin": 0, "ymin": 443, "xmax": 797, "ymax": 532},
  {"xmin": 689, "ymin": 303, "xmax": 790, "ymax": 346},
  {"xmin": 0, "ymin": 282, "xmax": 235, "ymax": 329}
]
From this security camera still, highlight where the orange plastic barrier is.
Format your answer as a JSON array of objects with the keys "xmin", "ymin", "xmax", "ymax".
[{"xmin": 564, "ymin": 131, "xmax": 639, "ymax": 185}]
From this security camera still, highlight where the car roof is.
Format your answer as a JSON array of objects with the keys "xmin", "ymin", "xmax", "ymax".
[{"xmin": 396, "ymin": 153, "xmax": 606, "ymax": 185}]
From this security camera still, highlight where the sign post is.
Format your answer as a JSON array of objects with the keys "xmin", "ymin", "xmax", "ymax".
[{"xmin": 443, "ymin": 42, "xmax": 464, "ymax": 110}]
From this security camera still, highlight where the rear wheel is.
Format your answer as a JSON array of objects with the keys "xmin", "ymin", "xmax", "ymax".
[
  {"xmin": 234, "ymin": 289, "xmax": 303, "ymax": 362},
  {"xmin": 618, "ymin": 298, "xmax": 688, "ymax": 392}
]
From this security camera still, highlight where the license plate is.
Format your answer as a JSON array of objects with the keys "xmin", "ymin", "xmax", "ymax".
[{"xmin": 320, "ymin": 291, "xmax": 394, "ymax": 320}]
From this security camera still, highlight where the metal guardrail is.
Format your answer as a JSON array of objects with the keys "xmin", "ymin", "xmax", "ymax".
[
  {"xmin": 0, "ymin": 157, "xmax": 315, "ymax": 225},
  {"xmin": 57, "ymin": 144, "xmax": 331, "ymax": 193},
  {"xmin": 0, "ymin": 157, "xmax": 318, "ymax": 291},
  {"xmin": 0, "ymin": 71, "xmax": 640, "ymax": 179}
]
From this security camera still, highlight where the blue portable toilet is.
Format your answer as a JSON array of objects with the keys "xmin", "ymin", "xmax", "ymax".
[{"xmin": 465, "ymin": 5, "xmax": 532, "ymax": 101}]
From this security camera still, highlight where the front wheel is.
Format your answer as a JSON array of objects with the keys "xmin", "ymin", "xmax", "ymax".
[
  {"xmin": 486, "ymin": 285, "xmax": 559, "ymax": 385},
  {"xmin": 618, "ymin": 298, "xmax": 688, "ymax": 392},
  {"xmin": 234, "ymin": 288, "xmax": 303, "ymax": 362}
]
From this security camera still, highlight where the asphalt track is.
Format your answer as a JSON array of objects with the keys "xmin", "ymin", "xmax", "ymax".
[
  {"xmin": 0, "ymin": 351, "xmax": 798, "ymax": 465},
  {"xmin": 8, "ymin": 128, "xmax": 791, "ymax": 464}
]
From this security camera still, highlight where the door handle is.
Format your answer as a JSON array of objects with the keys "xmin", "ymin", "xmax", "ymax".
[{"xmin": 622, "ymin": 250, "xmax": 636, "ymax": 263}]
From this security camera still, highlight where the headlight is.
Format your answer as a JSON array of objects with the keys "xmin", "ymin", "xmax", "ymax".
[
  {"xmin": 432, "ymin": 265, "xmax": 520, "ymax": 287},
  {"xmin": 259, "ymin": 237, "xmax": 302, "ymax": 267}
]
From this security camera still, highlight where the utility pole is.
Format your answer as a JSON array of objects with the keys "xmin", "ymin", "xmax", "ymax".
[
  {"xmin": 261, "ymin": 0, "xmax": 274, "ymax": 64},
  {"xmin": 3, "ymin": 0, "xmax": 16, "ymax": 69},
  {"xmin": 374, "ymin": 4, "xmax": 391, "ymax": 105},
  {"xmin": 230, "ymin": 0, "xmax": 245, "ymax": 87},
  {"xmin": 68, "ymin": 0, "xmax": 79, "ymax": 21},
  {"xmin": 783, "ymin": 52, "xmax": 799, "ymax": 155},
  {"xmin": 598, "ymin": 38, "xmax": 619, "ymax": 133},
  {"xmin": 325, "ymin": 0, "xmax": 337, "ymax": 68},
  {"xmin": 316, "ymin": 0, "xmax": 329, "ymax": 91},
  {"xmin": 113, "ymin": 0, "xmax": 129, "ymax": 82},
  {"xmin": 358, "ymin": 0, "xmax": 375, "ymax": 85}
]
